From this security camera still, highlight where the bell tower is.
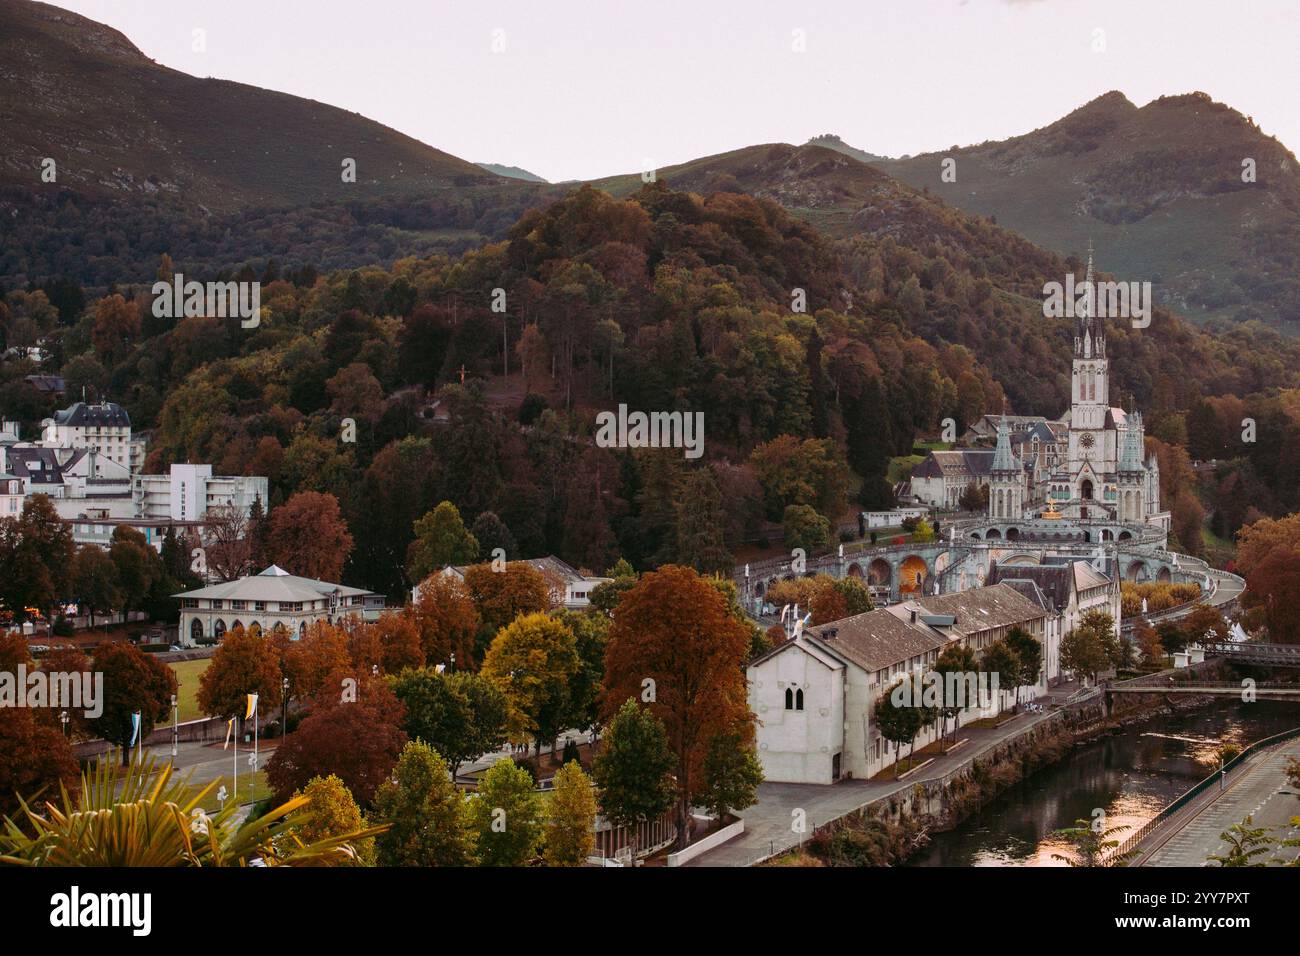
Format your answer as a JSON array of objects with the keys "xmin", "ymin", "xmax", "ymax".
[{"xmin": 1070, "ymin": 243, "xmax": 1109, "ymax": 471}]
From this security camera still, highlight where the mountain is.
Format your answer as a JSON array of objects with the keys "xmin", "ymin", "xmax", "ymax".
[
  {"xmin": 476, "ymin": 163, "xmax": 548, "ymax": 183},
  {"xmin": 869, "ymin": 92, "xmax": 1300, "ymax": 328},
  {"xmin": 0, "ymin": 0, "xmax": 501, "ymax": 213}
]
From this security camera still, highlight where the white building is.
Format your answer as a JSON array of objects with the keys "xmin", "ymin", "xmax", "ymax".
[
  {"xmin": 41, "ymin": 401, "xmax": 145, "ymax": 473},
  {"xmin": 0, "ymin": 472, "xmax": 24, "ymax": 518},
  {"xmin": 748, "ymin": 584, "xmax": 1050, "ymax": 783},
  {"xmin": 132, "ymin": 464, "xmax": 267, "ymax": 522},
  {"xmin": 176, "ymin": 565, "xmax": 385, "ymax": 646}
]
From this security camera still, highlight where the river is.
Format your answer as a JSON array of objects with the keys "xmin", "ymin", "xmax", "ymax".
[{"xmin": 908, "ymin": 700, "xmax": 1300, "ymax": 866}]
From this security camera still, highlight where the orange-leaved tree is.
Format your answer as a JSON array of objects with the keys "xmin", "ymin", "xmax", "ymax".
[{"xmin": 602, "ymin": 564, "xmax": 753, "ymax": 850}]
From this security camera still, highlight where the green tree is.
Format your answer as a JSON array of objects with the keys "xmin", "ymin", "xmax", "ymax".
[
  {"xmin": 468, "ymin": 759, "xmax": 543, "ymax": 866},
  {"xmin": 782, "ymin": 503, "xmax": 831, "ymax": 554},
  {"xmin": 1004, "ymin": 627, "xmax": 1043, "ymax": 710},
  {"xmin": 979, "ymin": 639, "xmax": 1021, "ymax": 714},
  {"xmin": 544, "ymin": 761, "xmax": 597, "ymax": 866},
  {"xmin": 673, "ymin": 468, "xmax": 733, "ymax": 574},
  {"xmin": 387, "ymin": 668, "xmax": 509, "ymax": 780},
  {"xmin": 372, "ymin": 741, "xmax": 475, "ymax": 866},
  {"xmin": 932, "ymin": 643, "xmax": 977, "ymax": 750},
  {"xmin": 874, "ymin": 681, "xmax": 925, "ymax": 777},
  {"xmin": 593, "ymin": 699, "xmax": 676, "ymax": 830},
  {"xmin": 406, "ymin": 501, "xmax": 480, "ymax": 583},
  {"xmin": 698, "ymin": 729, "xmax": 764, "ymax": 820}
]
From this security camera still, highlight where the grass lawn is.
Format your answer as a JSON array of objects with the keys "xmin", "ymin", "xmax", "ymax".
[
  {"xmin": 888, "ymin": 454, "xmax": 925, "ymax": 483},
  {"xmin": 177, "ymin": 770, "xmax": 272, "ymax": 812},
  {"xmin": 168, "ymin": 659, "xmax": 210, "ymax": 722}
]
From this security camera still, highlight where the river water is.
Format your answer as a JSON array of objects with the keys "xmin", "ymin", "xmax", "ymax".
[{"xmin": 908, "ymin": 700, "xmax": 1300, "ymax": 866}]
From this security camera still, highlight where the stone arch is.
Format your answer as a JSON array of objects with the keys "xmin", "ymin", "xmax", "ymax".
[
  {"xmin": 249, "ymin": 621, "xmax": 262, "ymax": 637},
  {"xmin": 1156, "ymin": 566, "xmax": 1171, "ymax": 582},
  {"xmin": 1101, "ymin": 529, "xmax": 1113, "ymax": 541},
  {"xmin": 1005, "ymin": 527, "xmax": 1020, "ymax": 541},
  {"xmin": 899, "ymin": 555, "xmax": 928, "ymax": 596},
  {"xmin": 846, "ymin": 562, "xmax": 864, "ymax": 579},
  {"xmin": 231, "ymin": 619, "xmax": 243, "ymax": 633},
  {"xmin": 1081, "ymin": 479, "xmax": 1094, "ymax": 500},
  {"xmin": 985, "ymin": 528, "xmax": 1002, "ymax": 540},
  {"xmin": 1118, "ymin": 530, "xmax": 1132, "ymax": 541},
  {"xmin": 969, "ymin": 531, "xmax": 982, "ymax": 540},
  {"xmin": 214, "ymin": 619, "xmax": 227, "ymax": 639},
  {"xmin": 867, "ymin": 559, "xmax": 891, "ymax": 587},
  {"xmin": 190, "ymin": 618, "xmax": 204, "ymax": 643},
  {"xmin": 1125, "ymin": 561, "xmax": 1147, "ymax": 582}
]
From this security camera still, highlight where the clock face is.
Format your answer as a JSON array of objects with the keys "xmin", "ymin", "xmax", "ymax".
[{"xmin": 1079, "ymin": 432, "xmax": 1095, "ymax": 449}]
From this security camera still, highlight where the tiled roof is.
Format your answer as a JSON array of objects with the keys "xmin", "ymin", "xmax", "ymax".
[
  {"xmin": 51, "ymin": 401, "xmax": 131, "ymax": 428},
  {"xmin": 174, "ymin": 565, "xmax": 373, "ymax": 601},
  {"xmin": 804, "ymin": 608, "xmax": 946, "ymax": 673}
]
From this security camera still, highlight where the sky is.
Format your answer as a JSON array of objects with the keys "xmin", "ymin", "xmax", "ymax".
[{"xmin": 54, "ymin": 0, "xmax": 1300, "ymax": 183}]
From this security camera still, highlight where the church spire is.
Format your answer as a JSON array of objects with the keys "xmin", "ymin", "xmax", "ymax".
[
  {"xmin": 992, "ymin": 412, "xmax": 1018, "ymax": 474},
  {"xmin": 1075, "ymin": 240, "xmax": 1105, "ymax": 359}
]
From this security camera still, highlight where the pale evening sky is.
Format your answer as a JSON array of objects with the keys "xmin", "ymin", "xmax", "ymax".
[{"xmin": 53, "ymin": 0, "xmax": 1300, "ymax": 183}]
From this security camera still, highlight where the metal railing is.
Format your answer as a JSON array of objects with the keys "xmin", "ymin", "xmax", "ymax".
[{"xmin": 1102, "ymin": 724, "xmax": 1300, "ymax": 866}]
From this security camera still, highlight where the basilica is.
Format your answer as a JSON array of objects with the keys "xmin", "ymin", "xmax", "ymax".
[{"xmin": 912, "ymin": 252, "xmax": 1169, "ymax": 532}]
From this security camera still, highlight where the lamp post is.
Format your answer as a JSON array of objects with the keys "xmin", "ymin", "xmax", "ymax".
[
  {"xmin": 449, "ymin": 652, "xmax": 455, "ymax": 674},
  {"xmin": 59, "ymin": 710, "xmax": 68, "ymax": 738},
  {"xmin": 282, "ymin": 676, "xmax": 289, "ymax": 739},
  {"xmin": 171, "ymin": 693, "xmax": 178, "ymax": 759}
]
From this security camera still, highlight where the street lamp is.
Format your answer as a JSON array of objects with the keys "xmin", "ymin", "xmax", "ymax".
[
  {"xmin": 449, "ymin": 652, "xmax": 455, "ymax": 673},
  {"xmin": 59, "ymin": 710, "xmax": 68, "ymax": 738},
  {"xmin": 282, "ymin": 676, "xmax": 289, "ymax": 738},
  {"xmin": 171, "ymin": 693, "xmax": 178, "ymax": 759}
]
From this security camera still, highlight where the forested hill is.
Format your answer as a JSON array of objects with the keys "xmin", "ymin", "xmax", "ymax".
[{"xmin": 7, "ymin": 181, "xmax": 1300, "ymax": 598}]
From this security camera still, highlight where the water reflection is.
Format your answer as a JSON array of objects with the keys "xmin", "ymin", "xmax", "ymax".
[{"xmin": 908, "ymin": 702, "xmax": 1300, "ymax": 867}]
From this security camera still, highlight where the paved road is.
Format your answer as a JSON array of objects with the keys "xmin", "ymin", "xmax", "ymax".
[
  {"xmin": 1142, "ymin": 737, "xmax": 1300, "ymax": 867},
  {"xmin": 684, "ymin": 693, "xmax": 1084, "ymax": 866}
]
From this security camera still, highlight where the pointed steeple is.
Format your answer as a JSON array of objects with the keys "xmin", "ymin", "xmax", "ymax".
[
  {"xmin": 1119, "ymin": 409, "xmax": 1144, "ymax": 472},
  {"xmin": 992, "ymin": 413, "xmax": 1018, "ymax": 474},
  {"xmin": 1075, "ymin": 240, "xmax": 1106, "ymax": 359}
]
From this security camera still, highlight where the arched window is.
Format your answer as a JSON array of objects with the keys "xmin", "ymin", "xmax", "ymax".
[
  {"xmin": 298, "ymin": 621, "xmax": 308, "ymax": 641},
  {"xmin": 214, "ymin": 619, "xmax": 227, "ymax": 638},
  {"xmin": 190, "ymin": 618, "xmax": 203, "ymax": 643},
  {"xmin": 784, "ymin": 688, "xmax": 794, "ymax": 710},
  {"xmin": 795, "ymin": 689, "xmax": 804, "ymax": 711}
]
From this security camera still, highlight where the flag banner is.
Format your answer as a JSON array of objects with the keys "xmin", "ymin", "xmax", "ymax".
[
  {"xmin": 245, "ymin": 693, "xmax": 258, "ymax": 719},
  {"xmin": 223, "ymin": 717, "xmax": 235, "ymax": 750},
  {"xmin": 128, "ymin": 711, "xmax": 141, "ymax": 747}
]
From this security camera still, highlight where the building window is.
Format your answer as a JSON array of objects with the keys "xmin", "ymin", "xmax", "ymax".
[
  {"xmin": 784, "ymin": 688, "xmax": 794, "ymax": 710},
  {"xmin": 795, "ymin": 689, "xmax": 804, "ymax": 711}
]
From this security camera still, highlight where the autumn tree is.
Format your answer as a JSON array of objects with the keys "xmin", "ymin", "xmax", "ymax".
[
  {"xmin": 1061, "ymin": 611, "xmax": 1116, "ymax": 685},
  {"xmin": 411, "ymin": 573, "xmax": 480, "ymax": 668},
  {"xmin": 463, "ymin": 561, "xmax": 552, "ymax": 638},
  {"xmin": 481, "ymin": 612, "xmax": 580, "ymax": 757},
  {"xmin": 601, "ymin": 565, "xmax": 753, "ymax": 849},
  {"xmin": 0, "ymin": 707, "xmax": 79, "ymax": 818},
  {"xmin": 197, "ymin": 626, "xmax": 284, "ymax": 720},
  {"xmin": 280, "ymin": 622, "xmax": 352, "ymax": 703},
  {"xmin": 407, "ymin": 501, "xmax": 479, "ymax": 583},
  {"xmin": 544, "ymin": 761, "xmax": 597, "ymax": 866},
  {"xmin": 92, "ymin": 640, "xmax": 177, "ymax": 763},
  {"xmin": 874, "ymin": 681, "xmax": 925, "ymax": 777},
  {"xmin": 108, "ymin": 525, "xmax": 162, "ymax": 615},
  {"xmin": 91, "ymin": 293, "xmax": 141, "ymax": 366},
  {"xmin": 372, "ymin": 741, "xmax": 474, "ymax": 866},
  {"xmin": 204, "ymin": 503, "xmax": 257, "ymax": 581},
  {"xmin": 266, "ymin": 677, "xmax": 407, "ymax": 806},
  {"xmin": 294, "ymin": 775, "xmax": 375, "ymax": 866},
  {"xmin": 1004, "ymin": 627, "xmax": 1043, "ymax": 709},
  {"xmin": 266, "ymin": 491, "xmax": 354, "ymax": 582},
  {"xmin": 368, "ymin": 610, "xmax": 425, "ymax": 674},
  {"xmin": 71, "ymin": 544, "xmax": 122, "ymax": 628},
  {"xmin": 468, "ymin": 759, "xmax": 543, "ymax": 866}
]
